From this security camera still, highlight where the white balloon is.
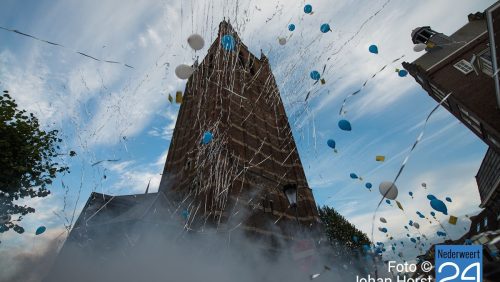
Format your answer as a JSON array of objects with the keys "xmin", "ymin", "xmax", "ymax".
[
  {"xmin": 413, "ymin": 43, "xmax": 427, "ymax": 52},
  {"xmin": 413, "ymin": 222, "xmax": 420, "ymax": 229},
  {"xmin": 379, "ymin": 181, "xmax": 398, "ymax": 200},
  {"xmin": 175, "ymin": 64, "xmax": 194, "ymax": 79},
  {"xmin": 380, "ymin": 217, "xmax": 387, "ymax": 223},
  {"xmin": 278, "ymin": 37, "xmax": 287, "ymax": 45},
  {"xmin": 187, "ymin": 34, "xmax": 205, "ymax": 51}
]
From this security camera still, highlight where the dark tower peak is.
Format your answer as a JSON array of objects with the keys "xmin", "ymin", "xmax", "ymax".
[{"xmin": 260, "ymin": 49, "xmax": 268, "ymax": 62}]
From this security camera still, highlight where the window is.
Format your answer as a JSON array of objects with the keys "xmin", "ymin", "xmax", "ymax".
[
  {"xmin": 478, "ymin": 49, "xmax": 493, "ymax": 76},
  {"xmin": 429, "ymin": 83, "xmax": 450, "ymax": 107},
  {"xmin": 458, "ymin": 105, "xmax": 482, "ymax": 133},
  {"xmin": 453, "ymin": 59, "xmax": 474, "ymax": 74},
  {"xmin": 417, "ymin": 75, "xmax": 425, "ymax": 84},
  {"xmin": 476, "ymin": 223, "xmax": 481, "ymax": 232},
  {"xmin": 484, "ymin": 217, "xmax": 488, "ymax": 227}
]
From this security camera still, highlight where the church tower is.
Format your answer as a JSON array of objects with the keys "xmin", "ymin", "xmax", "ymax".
[{"xmin": 159, "ymin": 21, "xmax": 320, "ymax": 241}]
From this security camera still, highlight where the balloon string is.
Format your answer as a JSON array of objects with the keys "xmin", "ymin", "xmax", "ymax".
[{"xmin": 370, "ymin": 92, "xmax": 452, "ymax": 250}]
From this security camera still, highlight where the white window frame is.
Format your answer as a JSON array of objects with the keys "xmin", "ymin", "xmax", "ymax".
[
  {"xmin": 487, "ymin": 134, "xmax": 500, "ymax": 149},
  {"xmin": 478, "ymin": 48, "xmax": 494, "ymax": 76},
  {"xmin": 484, "ymin": 217, "xmax": 488, "ymax": 227},
  {"xmin": 458, "ymin": 105, "xmax": 482, "ymax": 133},
  {"xmin": 453, "ymin": 59, "xmax": 474, "ymax": 75}
]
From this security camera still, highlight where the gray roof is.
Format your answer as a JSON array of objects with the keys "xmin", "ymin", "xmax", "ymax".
[{"xmin": 68, "ymin": 191, "xmax": 177, "ymax": 239}]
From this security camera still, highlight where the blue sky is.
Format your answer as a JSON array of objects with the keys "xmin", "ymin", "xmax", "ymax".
[{"xmin": 0, "ymin": 0, "xmax": 495, "ymax": 274}]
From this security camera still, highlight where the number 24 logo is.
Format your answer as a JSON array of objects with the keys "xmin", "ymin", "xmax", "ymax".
[{"xmin": 437, "ymin": 262, "xmax": 481, "ymax": 282}]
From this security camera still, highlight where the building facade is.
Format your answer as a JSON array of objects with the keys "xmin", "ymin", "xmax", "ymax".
[
  {"xmin": 159, "ymin": 21, "xmax": 320, "ymax": 241},
  {"xmin": 476, "ymin": 148, "xmax": 500, "ymax": 213},
  {"xmin": 402, "ymin": 2, "xmax": 500, "ymax": 220}
]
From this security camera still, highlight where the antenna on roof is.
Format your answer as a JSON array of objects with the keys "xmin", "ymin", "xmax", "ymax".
[{"xmin": 145, "ymin": 178, "xmax": 152, "ymax": 194}]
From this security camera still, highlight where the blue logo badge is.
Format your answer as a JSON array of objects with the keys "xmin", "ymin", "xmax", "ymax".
[{"xmin": 435, "ymin": 245, "xmax": 482, "ymax": 282}]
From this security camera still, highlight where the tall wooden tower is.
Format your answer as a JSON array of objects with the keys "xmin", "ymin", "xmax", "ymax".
[{"xmin": 159, "ymin": 21, "xmax": 320, "ymax": 241}]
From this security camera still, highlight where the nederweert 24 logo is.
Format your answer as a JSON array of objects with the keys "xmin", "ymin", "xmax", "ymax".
[{"xmin": 435, "ymin": 245, "xmax": 482, "ymax": 282}]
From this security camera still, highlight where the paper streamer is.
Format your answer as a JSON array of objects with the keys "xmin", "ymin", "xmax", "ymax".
[
  {"xmin": 370, "ymin": 92, "xmax": 452, "ymax": 248},
  {"xmin": 339, "ymin": 55, "xmax": 405, "ymax": 115},
  {"xmin": 0, "ymin": 26, "xmax": 134, "ymax": 69}
]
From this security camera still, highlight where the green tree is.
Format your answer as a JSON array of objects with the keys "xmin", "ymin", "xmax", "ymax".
[
  {"xmin": 0, "ymin": 90, "xmax": 71, "ymax": 235},
  {"xmin": 318, "ymin": 205, "xmax": 371, "ymax": 249}
]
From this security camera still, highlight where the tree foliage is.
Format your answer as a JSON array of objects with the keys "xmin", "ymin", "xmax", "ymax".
[
  {"xmin": 318, "ymin": 205, "xmax": 371, "ymax": 249},
  {"xmin": 0, "ymin": 90, "xmax": 70, "ymax": 235}
]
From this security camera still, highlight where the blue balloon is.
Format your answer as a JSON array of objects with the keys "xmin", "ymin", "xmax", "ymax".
[
  {"xmin": 338, "ymin": 119, "xmax": 352, "ymax": 131},
  {"xmin": 288, "ymin": 24, "xmax": 296, "ymax": 31},
  {"xmin": 437, "ymin": 231, "xmax": 447, "ymax": 237},
  {"xmin": 327, "ymin": 139, "xmax": 336, "ymax": 149},
  {"xmin": 35, "ymin": 226, "xmax": 46, "ymax": 235},
  {"xmin": 445, "ymin": 197, "xmax": 452, "ymax": 202},
  {"xmin": 409, "ymin": 191, "xmax": 413, "ymax": 196},
  {"xmin": 369, "ymin": 44, "xmax": 378, "ymax": 54},
  {"xmin": 304, "ymin": 4, "xmax": 313, "ymax": 14},
  {"xmin": 379, "ymin": 228, "xmax": 387, "ymax": 233},
  {"xmin": 418, "ymin": 213, "xmax": 425, "ymax": 219},
  {"xmin": 221, "ymin": 34, "xmax": 235, "ymax": 50},
  {"xmin": 386, "ymin": 199, "xmax": 391, "ymax": 204},
  {"xmin": 202, "ymin": 131, "xmax": 213, "ymax": 144},
  {"xmin": 426, "ymin": 194, "xmax": 436, "ymax": 201},
  {"xmin": 350, "ymin": 173, "xmax": 358, "ymax": 179},
  {"xmin": 310, "ymin": 70, "xmax": 320, "ymax": 80},
  {"xmin": 398, "ymin": 69, "xmax": 408, "ymax": 77},
  {"xmin": 409, "ymin": 220, "xmax": 413, "ymax": 226},
  {"xmin": 410, "ymin": 238, "xmax": 416, "ymax": 243},
  {"xmin": 365, "ymin": 182, "xmax": 372, "ymax": 189},
  {"xmin": 320, "ymin": 23, "xmax": 331, "ymax": 33},
  {"xmin": 181, "ymin": 209, "xmax": 190, "ymax": 220},
  {"xmin": 430, "ymin": 198, "xmax": 448, "ymax": 215},
  {"xmin": 430, "ymin": 211, "xmax": 436, "ymax": 217}
]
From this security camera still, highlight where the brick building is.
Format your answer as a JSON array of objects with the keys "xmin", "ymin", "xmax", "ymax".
[
  {"xmin": 44, "ymin": 21, "xmax": 323, "ymax": 281},
  {"xmin": 402, "ymin": 2, "xmax": 500, "ymax": 219},
  {"xmin": 159, "ymin": 20, "xmax": 321, "ymax": 240}
]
